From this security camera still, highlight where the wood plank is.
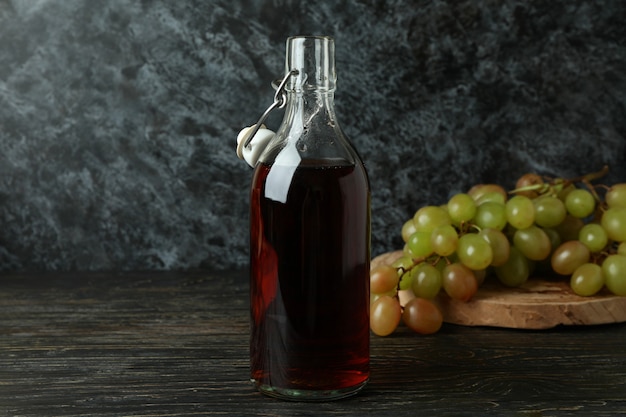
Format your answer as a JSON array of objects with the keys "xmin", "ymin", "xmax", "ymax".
[{"xmin": 1, "ymin": 271, "xmax": 625, "ymax": 416}]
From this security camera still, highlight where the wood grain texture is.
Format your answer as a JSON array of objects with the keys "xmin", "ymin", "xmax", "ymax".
[
  {"xmin": 373, "ymin": 251, "xmax": 626, "ymax": 329},
  {"xmin": 1, "ymin": 271, "xmax": 625, "ymax": 416}
]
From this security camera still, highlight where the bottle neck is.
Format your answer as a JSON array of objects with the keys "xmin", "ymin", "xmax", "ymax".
[
  {"xmin": 258, "ymin": 36, "xmax": 353, "ymax": 167},
  {"xmin": 283, "ymin": 36, "xmax": 338, "ymax": 127},
  {"xmin": 285, "ymin": 36, "xmax": 336, "ymax": 93},
  {"xmin": 282, "ymin": 89, "xmax": 336, "ymax": 135}
]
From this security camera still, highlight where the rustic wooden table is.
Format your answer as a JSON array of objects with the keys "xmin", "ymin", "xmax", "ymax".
[{"xmin": 1, "ymin": 270, "xmax": 625, "ymax": 416}]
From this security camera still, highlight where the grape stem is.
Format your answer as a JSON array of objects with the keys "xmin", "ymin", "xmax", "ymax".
[
  {"xmin": 397, "ymin": 257, "xmax": 425, "ymax": 293},
  {"xmin": 467, "ymin": 223, "xmax": 482, "ymax": 234},
  {"xmin": 570, "ymin": 165, "xmax": 609, "ymax": 184},
  {"xmin": 509, "ymin": 165, "xmax": 609, "ymax": 196},
  {"xmin": 397, "ymin": 254, "xmax": 450, "ymax": 293},
  {"xmin": 509, "ymin": 182, "xmax": 552, "ymax": 195}
]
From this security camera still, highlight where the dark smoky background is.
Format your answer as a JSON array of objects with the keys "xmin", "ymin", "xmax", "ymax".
[{"xmin": 0, "ymin": 0, "xmax": 624, "ymax": 271}]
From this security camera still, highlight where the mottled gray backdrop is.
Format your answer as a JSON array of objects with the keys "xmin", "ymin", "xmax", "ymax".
[{"xmin": 0, "ymin": 0, "xmax": 624, "ymax": 271}]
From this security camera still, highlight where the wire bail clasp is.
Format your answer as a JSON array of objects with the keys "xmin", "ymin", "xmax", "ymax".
[{"xmin": 236, "ymin": 69, "xmax": 299, "ymax": 164}]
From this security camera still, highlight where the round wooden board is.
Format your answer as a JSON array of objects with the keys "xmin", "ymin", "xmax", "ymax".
[{"xmin": 372, "ymin": 251, "xmax": 626, "ymax": 330}]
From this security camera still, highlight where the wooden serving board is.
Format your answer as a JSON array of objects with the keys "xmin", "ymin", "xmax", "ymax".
[{"xmin": 372, "ymin": 251, "xmax": 626, "ymax": 330}]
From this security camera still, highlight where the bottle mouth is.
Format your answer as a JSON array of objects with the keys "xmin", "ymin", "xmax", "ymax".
[
  {"xmin": 285, "ymin": 35, "xmax": 336, "ymax": 92},
  {"xmin": 287, "ymin": 35, "xmax": 334, "ymax": 43}
]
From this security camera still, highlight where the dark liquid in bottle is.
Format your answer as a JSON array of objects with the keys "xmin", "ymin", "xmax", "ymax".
[{"xmin": 250, "ymin": 160, "xmax": 370, "ymax": 398}]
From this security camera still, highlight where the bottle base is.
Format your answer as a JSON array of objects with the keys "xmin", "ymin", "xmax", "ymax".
[{"xmin": 251, "ymin": 378, "xmax": 368, "ymax": 402}]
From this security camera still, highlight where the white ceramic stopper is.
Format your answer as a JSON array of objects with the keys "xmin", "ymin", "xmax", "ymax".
[{"xmin": 236, "ymin": 125, "xmax": 275, "ymax": 167}]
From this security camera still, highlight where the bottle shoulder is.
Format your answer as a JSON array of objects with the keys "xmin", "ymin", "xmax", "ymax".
[{"xmin": 258, "ymin": 126, "xmax": 364, "ymax": 166}]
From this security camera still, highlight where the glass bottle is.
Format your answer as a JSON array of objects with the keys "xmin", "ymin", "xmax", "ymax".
[{"xmin": 249, "ymin": 36, "xmax": 371, "ymax": 401}]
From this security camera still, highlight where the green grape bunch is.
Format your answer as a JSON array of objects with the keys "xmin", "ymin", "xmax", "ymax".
[{"xmin": 370, "ymin": 166, "xmax": 626, "ymax": 337}]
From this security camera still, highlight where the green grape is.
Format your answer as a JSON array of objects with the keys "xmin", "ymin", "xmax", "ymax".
[
  {"xmin": 457, "ymin": 233, "xmax": 494, "ymax": 270},
  {"xmin": 534, "ymin": 195, "xmax": 567, "ymax": 228},
  {"xmin": 430, "ymin": 224, "xmax": 459, "ymax": 256},
  {"xmin": 531, "ymin": 229, "xmax": 560, "ymax": 275},
  {"xmin": 473, "ymin": 201, "xmax": 508, "ymax": 231},
  {"xmin": 391, "ymin": 255, "xmax": 415, "ymax": 272},
  {"xmin": 413, "ymin": 206, "xmax": 452, "ymax": 233},
  {"xmin": 494, "ymin": 246, "xmax": 530, "ymax": 287},
  {"xmin": 478, "ymin": 228, "xmax": 511, "ymax": 267},
  {"xmin": 555, "ymin": 215, "xmax": 585, "ymax": 242},
  {"xmin": 505, "ymin": 195, "xmax": 535, "ymax": 229},
  {"xmin": 618, "ymin": 242, "xmax": 626, "ymax": 257},
  {"xmin": 370, "ymin": 295, "xmax": 402, "ymax": 336},
  {"xmin": 398, "ymin": 270, "xmax": 414, "ymax": 291},
  {"xmin": 407, "ymin": 231, "xmax": 434, "ymax": 258},
  {"xmin": 551, "ymin": 240, "xmax": 590, "ymax": 275},
  {"xmin": 578, "ymin": 223, "xmax": 608, "ymax": 253},
  {"xmin": 401, "ymin": 219, "xmax": 417, "ymax": 243},
  {"xmin": 402, "ymin": 297, "xmax": 443, "ymax": 335},
  {"xmin": 600, "ymin": 207, "xmax": 626, "ymax": 242},
  {"xmin": 570, "ymin": 263, "xmax": 604, "ymax": 296},
  {"xmin": 601, "ymin": 254, "xmax": 626, "ymax": 296},
  {"xmin": 370, "ymin": 265, "xmax": 400, "ymax": 294},
  {"xmin": 513, "ymin": 225, "xmax": 552, "ymax": 261},
  {"xmin": 605, "ymin": 183, "xmax": 626, "ymax": 209},
  {"xmin": 447, "ymin": 193, "xmax": 477, "ymax": 224},
  {"xmin": 410, "ymin": 263, "xmax": 443, "ymax": 299},
  {"xmin": 442, "ymin": 262, "xmax": 478, "ymax": 301},
  {"xmin": 564, "ymin": 188, "xmax": 596, "ymax": 218}
]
